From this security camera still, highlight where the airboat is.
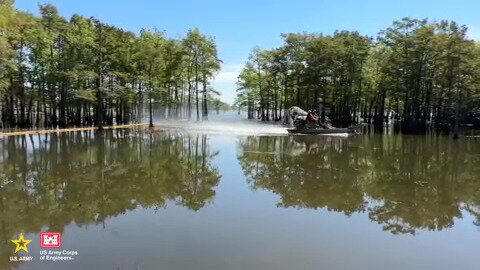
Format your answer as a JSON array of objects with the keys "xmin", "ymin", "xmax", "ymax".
[
  {"xmin": 287, "ymin": 127, "xmax": 356, "ymax": 134},
  {"xmin": 285, "ymin": 106, "xmax": 359, "ymax": 135}
]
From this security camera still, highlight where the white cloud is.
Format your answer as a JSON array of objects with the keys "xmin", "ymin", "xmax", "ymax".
[
  {"xmin": 214, "ymin": 70, "xmax": 240, "ymax": 84},
  {"xmin": 211, "ymin": 63, "xmax": 243, "ymax": 104}
]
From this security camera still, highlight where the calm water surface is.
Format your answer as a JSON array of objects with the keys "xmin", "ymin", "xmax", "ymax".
[{"xmin": 1, "ymin": 127, "xmax": 479, "ymax": 270}]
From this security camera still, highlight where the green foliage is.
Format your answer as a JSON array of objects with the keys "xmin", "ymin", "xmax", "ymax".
[
  {"xmin": 182, "ymin": 28, "xmax": 221, "ymax": 120},
  {"xmin": 0, "ymin": 4, "xmax": 222, "ymax": 128},
  {"xmin": 237, "ymin": 18, "xmax": 480, "ymax": 133}
]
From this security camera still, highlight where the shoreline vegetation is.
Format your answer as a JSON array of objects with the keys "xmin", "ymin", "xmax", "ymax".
[
  {"xmin": 235, "ymin": 18, "xmax": 480, "ymax": 136},
  {"xmin": 0, "ymin": 1, "xmax": 229, "ymax": 130}
]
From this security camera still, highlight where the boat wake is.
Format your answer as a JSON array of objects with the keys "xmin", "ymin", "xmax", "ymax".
[
  {"xmin": 152, "ymin": 113, "xmax": 352, "ymax": 137},
  {"xmin": 156, "ymin": 119, "xmax": 288, "ymax": 136},
  {"xmin": 154, "ymin": 114, "xmax": 288, "ymax": 135}
]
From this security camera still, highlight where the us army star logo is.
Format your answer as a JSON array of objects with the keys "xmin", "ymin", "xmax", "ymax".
[{"xmin": 11, "ymin": 233, "xmax": 32, "ymax": 253}]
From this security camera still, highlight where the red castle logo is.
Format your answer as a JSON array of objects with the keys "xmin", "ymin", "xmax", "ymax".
[{"xmin": 40, "ymin": 232, "xmax": 62, "ymax": 248}]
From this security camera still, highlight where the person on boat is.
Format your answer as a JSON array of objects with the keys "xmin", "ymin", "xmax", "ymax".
[
  {"xmin": 322, "ymin": 116, "xmax": 333, "ymax": 129},
  {"xmin": 307, "ymin": 110, "xmax": 319, "ymax": 124}
]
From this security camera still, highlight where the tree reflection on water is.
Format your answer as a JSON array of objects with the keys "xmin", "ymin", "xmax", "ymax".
[
  {"xmin": 0, "ymin": 129, "xmax": 220, "ymax": 267},
  {"xmin": 237, "ymin": 134, "xmax": 480, "ymax": 234},
  {"xmin": 1, "ymin": 130, "xmax": 479, "ymax": 268}
]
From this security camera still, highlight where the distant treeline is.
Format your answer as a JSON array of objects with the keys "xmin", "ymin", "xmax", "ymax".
[
  {"xmin": 0, "ymin": 1, "xmax": 228, "ymax": 129},
  {"xmin": 236, "ymin": 18, "xmax": 480, "ymax": 134}
]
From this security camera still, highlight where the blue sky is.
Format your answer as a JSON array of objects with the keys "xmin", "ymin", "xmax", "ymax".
[{"xmin": 15, "ymin": 0, "xmax": 480, "ymax": 103}]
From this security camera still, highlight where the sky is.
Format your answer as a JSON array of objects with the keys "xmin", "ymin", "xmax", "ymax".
[{"xmin": 15, "ymin": 0, "xmax": 480, "ymax": 104}]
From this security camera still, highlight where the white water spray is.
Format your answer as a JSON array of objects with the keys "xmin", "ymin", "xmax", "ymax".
[{"xmin": 155, "ymin": 113, "xmax": 288, "ymax": 135}]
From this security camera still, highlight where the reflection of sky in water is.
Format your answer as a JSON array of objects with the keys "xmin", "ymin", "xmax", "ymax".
[{"xmin": 4, "ymin": 132, "xmax": 479, "ymax": 270}]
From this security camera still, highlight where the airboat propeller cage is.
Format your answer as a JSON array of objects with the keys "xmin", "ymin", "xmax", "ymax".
[{"xmin": 284, "ymin": 106, "xmax": 308, "ymax": 126}]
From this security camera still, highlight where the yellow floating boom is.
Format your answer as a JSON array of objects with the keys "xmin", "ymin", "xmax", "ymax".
[{"xmin": 0, "ymin": 123, "xmax": 151, "ymax": 138}]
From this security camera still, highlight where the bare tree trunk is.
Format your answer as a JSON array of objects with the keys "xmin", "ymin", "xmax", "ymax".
[
  {"xmin": 202, "ymin": 71, "xmax": 208, "ymax": 120},
  {"xmin": 195, "ymin": 59, "xmax": 200, "ymax": 121},
  {"xmin": 149, "ymin": 74, "xmax": 153, "ymax": 128}
]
